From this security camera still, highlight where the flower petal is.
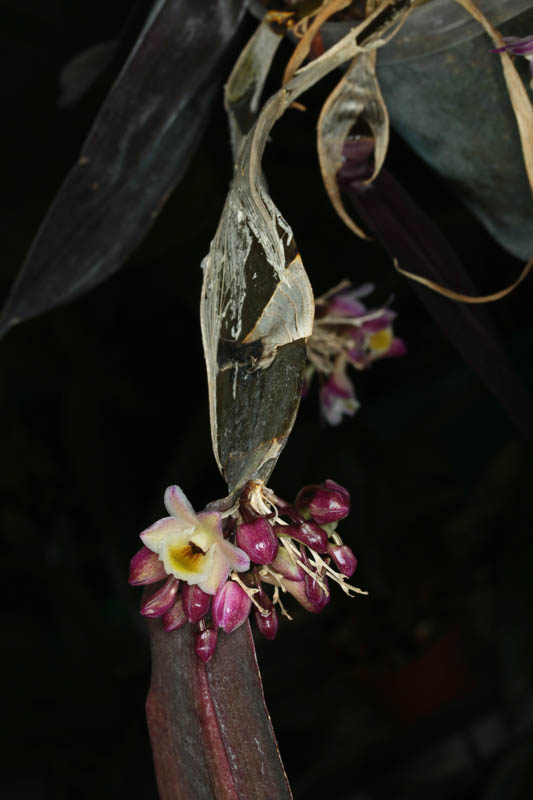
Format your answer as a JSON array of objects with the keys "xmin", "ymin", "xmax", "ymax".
[
  {"xmin": 140, "ymin": 575, "xmax": 179, "ymax": 618},
  {"xmin": 320, "ymin": 372, "xmax": 360, "ymax": 426},
  {"xmin": 162, "ymin": 596, "xmax": 188, "ymax": 632},
  {"xmin": 196, "ymin": 511, "xmax": 223, "ymax": 537},
  {"xmin": 128, "ymin": 545, "xmax": 167, "ymax": 585},
  {"xmin": 140, "ymin": 515, "xmax": 193, "ymax": 552},
  {"xmin": 198, "ymin": 547, "xmax": 231, "ymax": 595},
  {"xmin": 385, "ymin": 337, "xmax": 407, "ymax": 358},
  {"xmin": 218, "ymin": 537, "xmax": 251, "ymax": 572},
  {"xmin": 164, "ymin": 485, "xmax": 198, "ymax": 525}
]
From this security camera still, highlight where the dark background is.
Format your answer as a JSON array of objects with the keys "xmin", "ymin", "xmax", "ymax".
[{"xmin": 2, "ymin": 2, "xmax": 533, "ymax": 798}]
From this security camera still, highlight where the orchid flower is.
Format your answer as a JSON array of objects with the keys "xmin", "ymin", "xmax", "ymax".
[
  {"xmin": 306, "ymin": 281, "xmax": 406, "ymax": 424},
  {"xmin": 136, "ymin": 485, "xmax": 250, "ymax": 595}
]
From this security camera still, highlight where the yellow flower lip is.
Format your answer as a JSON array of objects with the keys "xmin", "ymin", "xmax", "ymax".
[
  {"xmin": 368, "ymin": 327, "xmax": 392, "ymax": 354},
  {"xmin": 168, "ymin": 541, "xmax": 208, "ymax": 575}
]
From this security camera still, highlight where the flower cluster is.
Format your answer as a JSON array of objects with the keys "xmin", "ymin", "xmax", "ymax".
[
  {"xmin": 492, "ymin": 36, "xmax": 533, "ymax": 88},
  {"xmin": 305, "ymin": 281, "xmax": 406, "ymax": 425},
  {"xmin": 129, "ymin": 480, "xmax": 365, "ymax": 662}
]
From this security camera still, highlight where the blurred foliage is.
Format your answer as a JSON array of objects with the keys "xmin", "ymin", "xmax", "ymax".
[{"xmin": 2, "ymin": 3, "xmax": 533, "ymax": 799}]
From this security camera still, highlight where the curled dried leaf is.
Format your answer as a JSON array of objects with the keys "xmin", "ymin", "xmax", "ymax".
[
  {"xmin": 394, "ymin": 258, "xmax": 533, "ymax": 303},
  {"xmin": 453, "ymin": 0, "xmax": 533, "ymax": 196},
  {"xmin": 316, "ymin": 0, "xmax": 414, "ymax": 238},
  {"xmin": 317, "ymin": 49, "xmax": 388, "ymax": 239},
  {"xmin": 282, "ymin": 0, "xmax": 353, "ymax": 86},
  {"xmin": 225, "ymin": 14, "xmax": 287, "ymax": 158}
]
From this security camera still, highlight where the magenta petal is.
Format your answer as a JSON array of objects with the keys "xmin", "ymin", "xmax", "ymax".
[
  {"xmin": 270, "ymin": 545, "xmax": 305, "ymax": 581},
  {"xmin": 236, "ymin": 519, "xmax": 278, "ymax": 565},
  {"xmin": 283, "ymin": 578, "xmax": 323, "ymax": 614},
  {"xmin": 212, "ymin": 581, "xmax": 252, "ymax": 633},
  {"xmin": 328, "ymin": 544, "xmax": 358, "ymax": 577},
  {"xmin": 254, "ymin": 608, "xmax": 278, "ymax": 640},
  {"xmin": 304, "ymin": 574, "xmax": 330, "ymax": 612},
  {"xmin": 308, "ymin": 484, "xmax": 350, "ymax": 524},
  {"xmin": 276, "ymin": 521, "xmax": 328, "ymax": 554},
  {"xmin": 128, "ymin": 545, "xmax": 167, "ymax": 585},
  {"xmin": 385, "ymin": 337, "xmax": 407, "ymax": 358},
  {"xmin": 194, "ymin": 628, "xmax": 218, "ymax": 663},
  {"xmin": 140, "ymin": 575, "xmax": 179, "ymax": 618},
  {"xmin": 182, "ymin": 583, "xmax": 212, "ymax": 623},
  {"xmin": 162, "ymin": 596, "xmax": 187, "ymax": 632},
  {"xmin": 328, "ymin": 292, "xmax": 368, "ymax": 317}
]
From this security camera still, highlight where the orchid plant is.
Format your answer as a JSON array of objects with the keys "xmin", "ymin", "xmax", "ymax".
[{"xmin": 2, "ymin": 0, "xmax": 533, "ymax": 798}]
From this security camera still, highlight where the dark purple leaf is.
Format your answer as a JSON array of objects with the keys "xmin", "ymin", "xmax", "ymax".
[
  {"xmin": 0, "ymin": 0, "xmax": 247, "ymax": 339},
  {"xmin": 339, "ymin": 139, "xmax": 533, "ymax": 438},
  {"xmin": 146, "ymin": 619, "xmax": 293, "ymax": 799}
]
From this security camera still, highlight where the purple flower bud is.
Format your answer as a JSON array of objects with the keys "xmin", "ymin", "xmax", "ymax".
[
  {"xmin": 304, "ymin": 574, "xmax": 330, "ymax": 612},
  {"xmin": 254, "ymin": 608, "xmax": 278, "ymax": 640},
  {"xmin": 162, "ymin": 596, "xmax": 187, "ymax": 632},
  {"xmin": 276, "ymin": 521, "xmax": 328, "ymax": 553},
  {"xmin": 284, "ymin": 577, "xmax": 326, "ymax": 614},
  {"xmin": 182, "ymin": 584, "xmax": 211, "ymax": 623},
  {"xmin": 140, "ymin": 575, "xmax": 179, "ymax": 618},
  {"xmin": 129, "ymin": 545, "xmax": 167, "ymax": 586},
  {"xmin": 236, "ymin": 519, "xmax": 278, "ymax": 564},
  {"xmin": 194, "ymin": 628, "xmax": 218, "ymax": 663},
  {"xmin": 308, "ymin": 481, "xmax": 350, "ymax": 524},
  {"xmin": 328, "ymin": 543, "xmax": 358, "ymax": 577},
  {"xmin": 270, "ymin": 545, "xmax": 305, "ymax": 581},
  {"xmin": 212, "ymin": 581, "xmax": 252, "ymax": 633}
]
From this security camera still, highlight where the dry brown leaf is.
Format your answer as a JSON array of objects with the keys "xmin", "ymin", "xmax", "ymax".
[
  {"xmin": 316, "ymin": 1, "xmax": 414, "ymax": 239},
  {"xmin": 394, "ymin": 258, "xmax": 533, "ymax": 303},
  {"xmin": 282, "ymin": 0, "xmax": 353, "ymax": 86},
  {"xmin": 454, "ymin": 0, "xmax": 533, "ymax": 196},
  {"xmin": 317, "ymin": 49, "xmax": 389, "ymax": 239},
  {"xmin": 201, "ymin": 2, "xmax": 414, "ymax": 486}
]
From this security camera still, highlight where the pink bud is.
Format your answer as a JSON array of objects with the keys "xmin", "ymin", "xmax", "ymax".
[
  {"xmin": 283, "ymin": 578, "xmax": 324, "ymax": 614},
  {"xmin": 212, "ymin": 581, "xmax": 252, "ymax": 633},
  {"xmin": 140, "ymin": 575, "xmax": 179, "ymax": 618},
  {"xmin": 308, "ymin": 481, "xmax": 350, "ymax": 524},
  {"xmin": 236, "ymin": 519, "xmax": 278, "ymax": 564},
  {"xmin": 276, "ymin": 521, "xmax": 328, "ymax": 553},
  {"xmin": 271, "ymin": 545, "xmax": 305, "ymax": 581},
  {"xmin": 254, "ymin": 608, "xmax": 278, "ymax": 640},
  {"xmin": 195, "ymin": 628, "xmax": 218, "ymax": 663},
  {"xmin": 327, "ymin": 544, "xmax": 358, "ymax": 577},
  {"xmin": 182, "ymin": 584, "xmax": 211, "ymax": 623},
  {"xmin": 129, "ymin": 545, "xmax": 167, "ymax": 586},
  {"xmin": 162, "ymin": 595, "xmax": 187, "ymax": 632},
  {"xmin": 304, "ymin": 574, "xmax": 330, "ymax": 612}
]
